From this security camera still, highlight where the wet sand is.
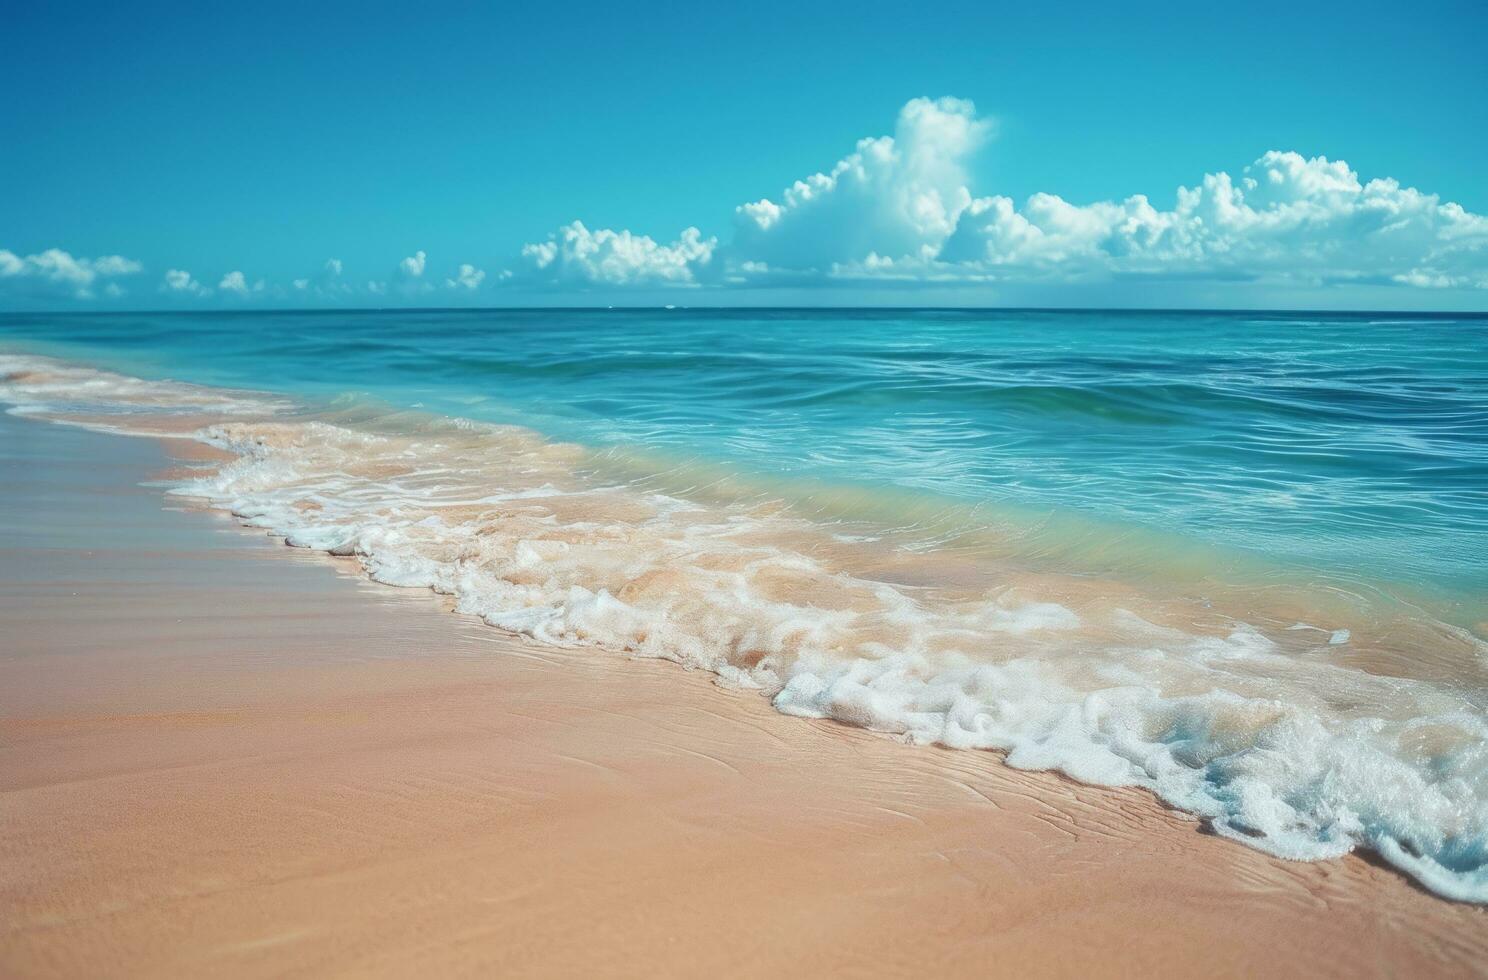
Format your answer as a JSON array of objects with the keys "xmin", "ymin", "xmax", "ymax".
[{"xmin": 2, "ymin": 413, "xmax": 1485, "ymax": 978}]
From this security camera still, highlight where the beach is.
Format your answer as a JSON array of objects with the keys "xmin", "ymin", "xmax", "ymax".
[
  {"xmin": 7, "ymin": 0, "xmax": 1488, "ymax": 970},
  {"xmin": 3, "ymin": 406, "xmax": 1486, "ymax": 977}
]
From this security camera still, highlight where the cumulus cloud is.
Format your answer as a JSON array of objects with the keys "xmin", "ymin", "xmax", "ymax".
[
  {"xmin": 519, "ymin": 221, "xmax": 716, "ymax": 285},
  {"xmin": 218, "ymin": 270, "xmax": 265, "ymax": 297},
  {"xmin": 729, "ymin": 96, "xmax": 988, "ymax": 276},
  {"xmin": 515, "ymin": 97, "xmax": 1488, "ymax": 293},
  {"xmin": 12, "ymin": 97, "xmax": 1486, "ymax": 306},
  {"xmin": 292, "ymin": 258, "xmax": 354, "ymax": 298},
  {"xmin": 514, "ymin": 97, "xmax": 982, "ymax": 287},
  {"xmin": 400, "ymin": 250, "xmax": 427, "ymax": 278},
  {"xmin": 376, "ymin": 249, "xmax": 433, "ymax": 297},
  {"xmin": 445, "ymin": 263, "xmax": 486, "ymax": 290},
  {"xmin": 0, "ymin": 247, "xmax": 143, "ymax": 300},
  {"xmin": 931, "ymin": 151, "xmax": 1488, "ymax": 289},
  {"xmin": 161, "ymin": 268, "xmax": 209, "ymax": 296}
]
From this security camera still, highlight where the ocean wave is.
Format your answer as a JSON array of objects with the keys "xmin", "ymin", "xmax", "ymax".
[{"xmin": 4, "ymin": 351, "xmax": 1488, "ymax": 902}]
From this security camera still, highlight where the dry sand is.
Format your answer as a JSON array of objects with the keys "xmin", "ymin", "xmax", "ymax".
[{"xmin": 2, "ymin": 414, "xmax": 1485, "ymax": 978}]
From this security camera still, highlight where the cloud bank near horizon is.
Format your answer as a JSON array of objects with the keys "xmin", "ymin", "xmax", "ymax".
[
  {"xmin": 4, "ymin": 97, "xmax": 1486, "ymax": 306},
  {"xmin": 515, "ymin": 97, "xmax": 1488, "ymax": 293},
  {"xmin": 0, "ymin": 248, "xmax": 143, "ymax": 301}
]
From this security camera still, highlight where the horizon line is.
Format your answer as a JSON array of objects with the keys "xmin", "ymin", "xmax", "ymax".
[{"xmin": 3, "ymin": 305, "xmax": 1488, "ymax": 318}]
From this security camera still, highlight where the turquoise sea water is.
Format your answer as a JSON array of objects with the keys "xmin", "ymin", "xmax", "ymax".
[
  {"xmin": 2, "ymin": 308, "xmax": 1484, "ymax": 610},
  {"xmin": 5, "ymin": 307, "xmax": 1488, "ymax": 899}
]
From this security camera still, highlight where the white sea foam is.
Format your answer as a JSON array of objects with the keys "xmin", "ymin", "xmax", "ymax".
[
  {"xmin": 0, "ymin": 353, "xmax": 286, "ymax": 432},
  {"xmin": 4, "ymin": 352, "xmax": 1488, "ymax": 902}
]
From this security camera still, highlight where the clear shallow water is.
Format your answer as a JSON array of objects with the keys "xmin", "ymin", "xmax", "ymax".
[
  {"xmin": 1, "ymin": 309, "xmax": 1484, "ymax": 604},
  {"xmin": 3, "ymin": 308, "xmax": 1488, "ymax": 900}
]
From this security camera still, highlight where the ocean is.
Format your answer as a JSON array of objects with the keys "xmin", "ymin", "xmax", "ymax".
[{"xmin": 2, "ymin": 307, "xmax": 1486, "ymax": 900}]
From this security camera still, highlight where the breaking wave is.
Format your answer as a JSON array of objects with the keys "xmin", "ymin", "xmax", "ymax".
[{"xmin": 4, "ymin": 351, "xmax": 1487, "ymax": 902}]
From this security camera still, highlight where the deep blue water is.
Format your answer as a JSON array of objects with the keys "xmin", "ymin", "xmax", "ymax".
[{"xmin": 3, "ymin": 308, "xmax": 1485, "ymax": 604}]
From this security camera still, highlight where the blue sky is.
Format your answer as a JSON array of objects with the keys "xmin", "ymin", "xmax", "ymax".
[{"xmin": 3, "ymin": 0, "xmax": 1486, "ymax": 309}]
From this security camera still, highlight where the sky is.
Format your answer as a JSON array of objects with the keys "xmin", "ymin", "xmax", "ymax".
[{"xmin": 3, "ymin": 0, "xmax": 1486, "ymax": 310}]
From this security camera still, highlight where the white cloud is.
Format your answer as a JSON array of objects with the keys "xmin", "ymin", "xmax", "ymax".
[
  {"xmin": 0, "ymin": 247, "xmax": 143, "ymax": 300},
  {"xmin": 730, "ymin": 96, "xmax": 988, "ymax": 274},
  {"xmin": 932, "ymin": 151, "xmax": 1488, "ymax": 289},
  {"xmin": 445, "ymin": 263, "xmax": 486, "ymax": 290},
  {"xmin": 400, "ymin": 250, "xmax": 426, "ymax": 278},
  {"xmin": 519, "ymin": 221, "xmax": 715, "ymax": 285},
  {"xmin": 92, "ymin": 255, "xmax": 142, "ymax": 277},
  {"xmin": 11, "ymin": 98, "xmax": 1486, "ymax": 306},
  {"xmin": 389, "ymin": 249, "xmax": 435, "ymax": 297},
  {"xmin": 292, "ymin": 258, "xmax": 353, "ymax": 297},
  {"xmin": 513, "ymin": 97, "xmax": 1488, "ymax": 293},
  {"xmin": 162, "ymin": 268, "xmax": 209, "ymax": 296},
  {"xmin": 218, "ymin": 270, "xmax": 265, "ymax": 296}
]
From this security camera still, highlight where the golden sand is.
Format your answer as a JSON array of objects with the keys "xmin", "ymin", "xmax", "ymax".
[{"xmin": 1, "ymin": 420, "xmax": 1485, "ymax": 978}]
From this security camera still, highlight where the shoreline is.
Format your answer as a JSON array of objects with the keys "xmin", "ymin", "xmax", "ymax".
[{"xmin": 3, "ymin": 411, "xmax": 1487, "ymax": 977}]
